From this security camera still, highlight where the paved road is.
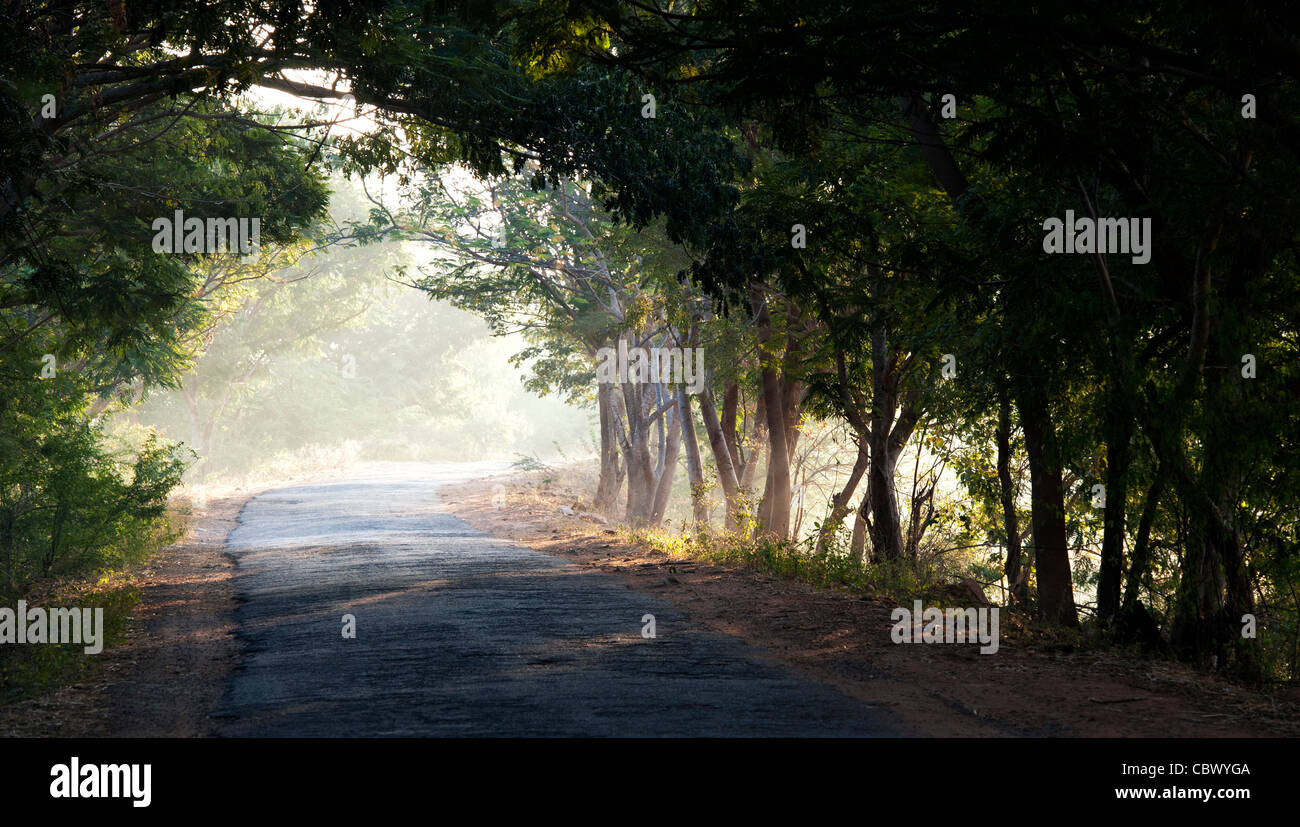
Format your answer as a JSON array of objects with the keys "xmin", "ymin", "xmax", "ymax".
[{"xmin": 214, "ymin": 463, "xmax": 913, "ymax": 736}]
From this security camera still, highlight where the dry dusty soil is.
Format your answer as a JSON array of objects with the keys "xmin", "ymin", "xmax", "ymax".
[{"xmin": 0, "ymin": 492, "xmax": 243, "ymax": 737}]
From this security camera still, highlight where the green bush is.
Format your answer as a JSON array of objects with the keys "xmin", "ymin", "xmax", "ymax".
[{"xmin": 1, "ymin": 347, "xmax": 190, "ymax": 595}]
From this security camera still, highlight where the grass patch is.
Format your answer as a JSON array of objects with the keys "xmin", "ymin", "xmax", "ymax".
[
  {"xmin": 0, "ymin": 499, "xmax": 190, "ymax": 706},
  {"xmin": 0, "ymin": 576, "xmax": 141, "ymax": 704},
  {"xmin": 625, "ymin": 525, "xmax": 957, "ymax": 606}
]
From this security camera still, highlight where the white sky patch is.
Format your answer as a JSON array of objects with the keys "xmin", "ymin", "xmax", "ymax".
[{"xmin": 247, "ymin": 68, "xmax": 381, "ymax": 140}]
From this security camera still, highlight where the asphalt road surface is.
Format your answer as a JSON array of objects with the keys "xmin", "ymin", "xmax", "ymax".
[{"xmin": 213, "ymin": 463, "xmax": 913, "ymax": 736}]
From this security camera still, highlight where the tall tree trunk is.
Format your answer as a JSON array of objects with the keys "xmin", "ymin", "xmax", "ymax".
[
  {"xmin": 1122, "ymin": 466, "xmax": 1165, "ymax": 614},
  {"xmin": 614, "ymin": 360, "xmax": 657, "ymax": 526},
  {"xmin": 850, "ymin": 488, "xmax": 871, "ymax": 559},
  {"xmin": 721, "ymin": 381, "xmax": 741, "ymax": 474},
  {"xmin": 654, "ymin": 384, "xmax": 668, "ymax": 479},
  {"xmin": 1097, "ymin": 381, "xmax": 1132, "ymax": 624},
  {"xmin": 996, "ymin": 383, "xmax": 1027, "ymax": 606},
  {"xmin": 593, "ymin": 380, "xmax": 623, "ymax": 514},
  {"xmin": 698, "ymin": 386, "xmax": 742, "ymax": 529},
  {"xmin": 649, "ymin": 399, "xmax": 682, "ymax": 526},
  {"xmin": 1171, "ymin": 339, "xmax": 1259, "ymax": 676},
  {"xmin": 738, "ymin": 389, "xmax": 765, "ymax": 494},
  {"xmin": 865, "ymin": 320, "xmax": 920, "ymax": 562},
  {"xmin": 899, "ymin": 93, "xmax": 1078, "ymax": 619},
  {"xmin": 610, "ymin": 342, "xmax": 680, "ymax": 529},
  {"xmin": 43, "ymin": 499, "xmax": 68, "ymax": 576},
  {"xmin": 677, "ymin": 388, "xmax": 709, "ymax": 525},
  {"xmin": 1016, "ymin": 383, "xmax": 1079, "ymax": 626},
  {"xmin": 752, "ymin": 288, "xmax": 792, "ymax": 539},
  {"xmin": 867, "ymin": 431, "xmax": 905, "ymax": 561}
]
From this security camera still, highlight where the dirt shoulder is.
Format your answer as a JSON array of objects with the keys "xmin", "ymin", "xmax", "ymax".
[
  {"xmin": 0, "ymin": 491, "xmax": 249, "ymax": 738},
  {"xmin": 439, "ymin": 472, "xmax": 1300, "ymax": 738}
]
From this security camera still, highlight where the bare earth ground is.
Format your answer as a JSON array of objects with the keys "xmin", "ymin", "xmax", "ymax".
[
  {"xmin": 0, "ymin": 491, "xmax": 247, "ymax": 738},
  {"xmin": 439, "ymin": 471, "xmax": 1300, "ymax": 738}
]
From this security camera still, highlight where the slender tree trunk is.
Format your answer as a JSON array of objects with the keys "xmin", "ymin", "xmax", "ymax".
[
  {"xmin": 815, "ymin": 442, "xmax": 870, "ymax": 552},
  {"xmin": 1122, "ymin": 466, "xmax": 1165, "ymax": 614},
  {"xmin": 593, "ymin": 380, "xmax": 623, "ymax": 513},
  {"xmin": 654, "ymin": 384, "xmax": 668, "ymax": 479},
  {"xmin": 616, "ymin": 363, "xmax": 658, "ymax": 526},
  {"xmin": 1097, "ymin": 383, "xmax": 1132, "ymax": 624},
  {"xmin": 996, "ymin": 383, "xmax": 1027, "ymax": 605},
  {"xmin": 900, "ymin": 92, "xmax": 1080, "ymax": 620},
  {"xmin": 649, "ymin": 400, "xmax": 682, "ymax": 526},
  {"xmin": 43, "ymin": 500, "xmax": 68, "ymax": 576},
  {"xmin": 622, "ymin": 438, "xmax": 656, "ymax": 524},
  {"xmin": 1170, "ymin": 286, "xmax": 1260, "ymax": 677},
  {"xmin": 867, "ymin": 434, "xmax": 905, "ymax": 561},
  {"xmin": 752, "ymin": 288, "xmax": 791, "ymax": 539},
  {"xmin": 1016, "ymin": 384, "xmax": 1079, "ymax": 626},
  {"xmin": 677, "ymin": 388, "xmax": 709, "ymax": 525},
  {"xmin": 739, "ymin": 390, "xmax": 765, "ymax": 494},
  {"xmin": 698, "ymin": 386, "xmax": 742, "ymax": 529},
  {"xmin": 721, "ymin": 381, "xmax": 741, "ymax": 473},
  {"xmin": 865, "ymin": 321, "xmax": 917, "ymax": 562},
  {"xmin": 850, "ymin": 488, "xmax": 871, "ymax": 559}
]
